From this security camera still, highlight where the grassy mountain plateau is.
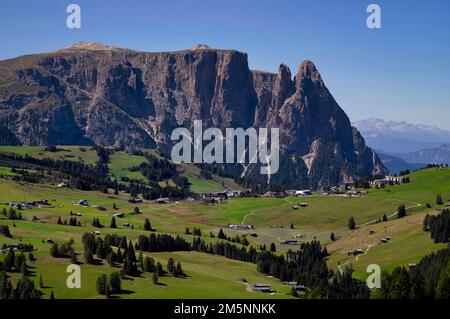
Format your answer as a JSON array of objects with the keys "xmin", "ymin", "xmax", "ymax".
[{"xmin": 0, "ymin": 43, "xmax": 449, "ymax": 300}]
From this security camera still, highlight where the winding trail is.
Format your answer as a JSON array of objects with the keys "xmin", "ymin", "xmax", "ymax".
[
  {"xmin": 356, "ymin": 243, "xmax": 374, "ymax": 261},
  {"xmin": 358, "ymin": 200, "xmax": 421, "ymax": 227},
  {"xmin": 241, "ymin": 210, "xmax": 256, "ymax": 225},
  {"xmin": 239, "ymin": 196, "xmax": 297, "ymax": 225},
  {"xmin": 337, "ymin": 261, "xmax": 350, "ymax": 274}
]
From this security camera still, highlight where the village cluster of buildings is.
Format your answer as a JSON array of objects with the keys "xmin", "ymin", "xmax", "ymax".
[
  {"xmin": 369, "ymin": 176, "xmax": 410, "ymax": 188},
  {"xmin": 201, "ymin": 189, "xmax": 241, "ymax": 203},
  {"xmin": 260, "ymin": 189, "xmax": 312, "ymax": 199},
  {"xmin": 228, "ymin": 224, "xmax": 254, "ymax": 230},
  {"xmin": 8, "ymin": 199, "xmax": 49, "ymax": 210}
]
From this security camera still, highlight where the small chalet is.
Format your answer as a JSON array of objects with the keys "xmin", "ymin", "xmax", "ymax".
[
  {"xmin": 252, "ymin": 283, "xmax": 271, "ymax": 293},
  {"xmin": 155, "ymin": 197, "xmax": 169, "ymax": 204}
]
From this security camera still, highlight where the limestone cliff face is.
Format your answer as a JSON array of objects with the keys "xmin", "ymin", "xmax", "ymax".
[{"xmin": 0, "ymin": 42, "xmax": 386, "ymax": 188}]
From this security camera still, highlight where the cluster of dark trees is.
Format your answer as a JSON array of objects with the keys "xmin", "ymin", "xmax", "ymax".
[
  {"xmin": 129, "ymin": 153, "xmax": 177, "ymax": 182},
  {"xmin": 94, "ymin": 146, "xmax": 111, "ymax": 166},
  {"xmin": 83, "ymin": 233, "xmax": 116, "ymax": 264},
  {"xmin": 0, "ymin": 271, "xmax": 42, "ymax": 299},
  {"xmin": 166, "ymin": 257, "xmax": 184, "ymax": 277},
  {"xmin": 128, "ymin": 151, "xmax": 192, "ymax": 191},
  {"xmin": 260, "ymin": 242, "xmax": 329, "ymax": 288},
  {"xmin": 423, "ymin": 209, "xmax": 450, "ymax": 243},
  {"xmin": 1, "ymin": 151, "xmax": 191, "ymax": 200},
  {"xmin": 326, "ymin": 267, "xmax": 370, "ymax": 299},
  {"xmin": 45, "ymin": 229, "xmax": 370, "ymax": 298},
  {"xmin": 2, "ymin": 243, "xmax": 34, "ymax": 252},
  {"xmin": 377, "ymin": 247, "xmax": 450, "ymax": 299},
  {"xmin": 140, "ymin": 184, "xmax": 191, "ymax": 201},
  {"xmin": 81, "ymin": 233, "xmax": 185, "ymax": 284},
  {"xmin": 96, "ymin": 272, "xmax": 121, "ymax": 297},
  {"xmin": 82, "ymin": 233, "xmax": 140, "ymax": 276},
  {"xmin": 2, "ymin": 207, "xmax": 22, "ymax": 220},
  {"xmin": 57, "ymin": 216, "xmax": 81, "ymax": 227},
  {"xmin": 258, "ymin": 243, "xmax": 276, "ymax": 252},
  {"xmin": 1, "ymin": 250, "xmax": 29, "ymax": 274},
  {"xmin": 0, "ymin": 224, "xmax": 12, "ymax": 238},
  {"xmin": 134, "ymin": 231, "xmax": 368, "ymax": 298},
  {"xmin": 0, "ymin": 249, "xmax": 43, "ymax": 299},
  {"xmin": 398, "ymin": 169, "xmax": 410, "ymax": 176},
  {"xmin": 136, "ymin": 233, "xmax": 191, "ymax": 253},
  {"xmin": 217, "ymin": 228, "xmax": 249, "ymax": 246},
  {"xmin": 50, "ymin": 239, "xmax": 75, "ymax": 258},
  {"xmin": 354, "ymin": 177, "xmax": 373, "ymax": 189},
  {"xmin": 4, "ymin": 152, "xmax": 110, "ymax": 191}
]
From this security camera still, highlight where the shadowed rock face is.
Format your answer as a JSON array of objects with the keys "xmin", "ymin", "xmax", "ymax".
[{"xmin": 0, "ymin": 43, "xmax": 386, "ymax": 188}]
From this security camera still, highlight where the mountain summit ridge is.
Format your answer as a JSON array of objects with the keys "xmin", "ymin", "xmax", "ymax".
[
  {"xmin": 0, "ymin": 43, "xmax": 386, "ymax": 188},
  {"xmin": 353, "ymin": 118, "xmax": 450, "ymax": 154}
]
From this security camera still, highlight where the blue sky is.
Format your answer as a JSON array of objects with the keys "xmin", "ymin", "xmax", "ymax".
[{"xmin": 1, "ymin": 0, "xmax": 449, "ymax": 128}]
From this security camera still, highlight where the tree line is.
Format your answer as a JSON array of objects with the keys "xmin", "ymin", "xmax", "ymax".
[
  {"xmin": 0, "ymin": 249, "xmax": 42, "ymax": 299},
  {"xmin": 423, "ymin": 209, "xmax": 450, "ymax": 243},
  {"xmin": 376, "ymin": 247, "xmax": 450, "ymax": 299}
]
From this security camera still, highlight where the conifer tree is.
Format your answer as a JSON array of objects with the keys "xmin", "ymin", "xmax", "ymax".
[
  {"xmin": 156, "ymin": 262, "xmax": 163, "ymax": 276},
  {"xmin": 70, "ymin": 252, "xmax": 77, "ymax": 264},
  {"xmin": 167, "ymin": 257, "xmax": 175, "ymax": 274},
  {"xmin": 397, "ymin": 204, "xmax": 407, "ymax": 218},
  {"xmin": 270, "ymin": 243, "xmax": 276, "ymax": 252},
  {"xmin": 348, "ymin": 216, "xmax": 356, "ymax": 230},
  {"xmin": 152, "ymin": 271, "xmax": 158, "ymax": 284},
  {"xmin": 143, "ymin": 256, "xmax": 155, "ymax": 272},
  {"xmin": 109, "ymin": 272, "xmax": 121, "ymax": 294},
  {"xmin": 96, "ymin": 274, "xmax": 107, "ymax": 295},
  {"xmin": 290, "ymin": 286, "xmax": 299, "ymax": 297},
  {"xmin": 110, "ymin": 217, "xmax": 117, "ymax": 229},
  {"xmin": 176, "ymin": 262, "xmax": 184, "ymax": 276},
  {"xmin": 144, "ymin": 218, "xmax": 152, "ymax": 231},
  {"xmin": 218, "ymin": 228, "xmax": 226, "ymax": 239}
]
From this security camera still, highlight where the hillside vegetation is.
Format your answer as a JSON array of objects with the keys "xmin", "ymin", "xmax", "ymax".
[{"xmin": 0, "ymin": 146, "xmax": 448, "ymax": 299}]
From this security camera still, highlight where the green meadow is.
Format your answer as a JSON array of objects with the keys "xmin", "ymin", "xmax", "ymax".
[{"xmin": 0, "ymin": 145, "xmax": 449, "ymax": 298}]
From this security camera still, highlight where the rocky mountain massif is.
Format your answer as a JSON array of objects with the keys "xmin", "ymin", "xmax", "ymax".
[{"xmin": 0, "ymin": 42, "xmax": 386, "ymax": 188}]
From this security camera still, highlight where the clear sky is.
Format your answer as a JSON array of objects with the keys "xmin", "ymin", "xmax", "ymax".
[{"xmin": 1, "ymin": 0, "xmax": 449, "ymax": 128}]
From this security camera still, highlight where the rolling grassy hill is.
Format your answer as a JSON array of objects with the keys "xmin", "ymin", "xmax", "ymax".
[
  {"xmin": 0, "ymin": 146, "xmax": 448, "ymax": 298},
  {"xmin": 0, "ymin": 145, "xmax": 243, "ymax": 194}
]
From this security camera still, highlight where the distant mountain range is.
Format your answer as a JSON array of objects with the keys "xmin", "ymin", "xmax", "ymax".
[
  {"xmin": 353, "ymin": 118, "xmax": 450, "ymax": 154},
  {"xmin": 353, "ymin": 118, "xmax": 450, "ymax": 173},
  {"xmin": 391, "ymin": 144, "xmax": 450, "ymax": 166}
]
